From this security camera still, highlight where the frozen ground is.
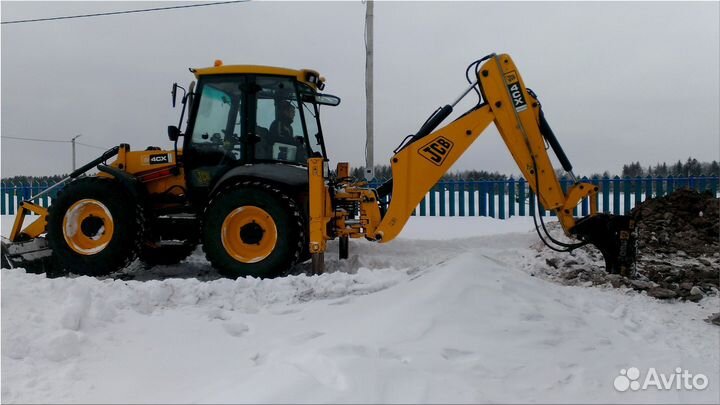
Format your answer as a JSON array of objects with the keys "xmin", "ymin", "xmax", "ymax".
[{"xmin": 1, "ymin": 215, "xmax": 718, "ymax": 404}]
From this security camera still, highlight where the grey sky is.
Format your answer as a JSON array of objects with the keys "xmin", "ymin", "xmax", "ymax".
[{"xmin": 1, "ymin": 1, "xmax": 718, "ymax": 178}]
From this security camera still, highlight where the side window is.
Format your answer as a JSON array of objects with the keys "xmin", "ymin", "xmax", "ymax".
[
  {"xmin": 254, "ymin": 77, "xmax": 305, "ymax": 163},
  {"xmin": 302, "ymin": 102, "xmax": 322, "ymax": 157},
  {"xmin": 189, "ymin": 79, "xmax": 244, "ymax": 162},
  {"xmin": 191, "ymin": 85, "xmax": 232, "ymax": 144}
]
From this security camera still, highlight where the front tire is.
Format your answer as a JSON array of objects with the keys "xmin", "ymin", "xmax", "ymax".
[
  {"xmin": 46, "ymin": 177, "xmax": 144, "ymax": 276},
  {"xmin": 202, "ymin": 181, "xmax": 303, "ymax": 278}
]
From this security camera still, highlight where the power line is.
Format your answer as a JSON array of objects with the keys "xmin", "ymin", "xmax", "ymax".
[
  {"xmin": 76, "ymin": 142, "xmax": 108, "ymax": 151},
  {"xmin": 1, "ymin": 1, "xmax": 249, "ymax": 25},
  {"xmin": 1, "ymin": 135, "xmax": 69, "ymax": 143},
  {"xmin": 1, "ymin": 136, "xmax": 108, "ymax": 150}
]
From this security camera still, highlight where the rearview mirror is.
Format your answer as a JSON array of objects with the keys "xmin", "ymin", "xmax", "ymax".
[
  {"xmin": 168, "ymin": 125, "xmax": 181, "ymax": 142},
  {"xmin": 316, "ymin": 94, "xmax": 341, "ymax": 106},
  {"xmin": 172, "ymin": 83, "xmax": 178, "ymax": 107},
  {"xmin": 303, "ymin": 93, "xmax": 341, "ymax": 106}
]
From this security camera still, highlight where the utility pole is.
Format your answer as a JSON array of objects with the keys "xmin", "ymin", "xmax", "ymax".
[
  {"xmin": 71, "ymin": 134, "xmax": 82, "ymax": 171},
  {"xmin": 364, "ymin": 0, "xmax": 374, "ymax": 181}
]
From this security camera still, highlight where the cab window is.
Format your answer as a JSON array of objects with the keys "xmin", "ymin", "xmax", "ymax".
[{"xmin": 253, "ymin": 76, "xmax": 307, "ymax": 164}]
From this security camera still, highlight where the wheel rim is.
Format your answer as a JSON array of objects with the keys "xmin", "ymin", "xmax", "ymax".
[
  {"xmin": 221, "ymin": 206, "xmax": 278, "ymax": 263},
  {"xmin": 63, "ymin": 199, "xmax": 114, "ymax": 255}
]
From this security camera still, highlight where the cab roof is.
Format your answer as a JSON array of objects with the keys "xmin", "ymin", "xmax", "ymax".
[{"xmin": 191, "ymin": 61, "xmax": 325, "ymax": 90}]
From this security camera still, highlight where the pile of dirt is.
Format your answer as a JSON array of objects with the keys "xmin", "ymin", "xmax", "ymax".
[
  {"xmin": 529, "ymin": 189, "xmax": 719, "ymax": 302},
  {"xmin": 633, "ymin": 188, "xmax": 719, "ymax": 256},
  {"xmin": 630, "ymin": 189, "xmax": 719, "ymax": 301}
]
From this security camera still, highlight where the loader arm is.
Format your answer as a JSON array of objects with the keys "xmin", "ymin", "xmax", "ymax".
[{"xmin": 309, "ymin": 53, "xmax": 636, "ymax": 275}]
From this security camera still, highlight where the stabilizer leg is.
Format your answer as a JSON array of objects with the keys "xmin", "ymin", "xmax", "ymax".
[{"xmin": 311, "ymin": 253, "xmax": 324, "ymax": 275}]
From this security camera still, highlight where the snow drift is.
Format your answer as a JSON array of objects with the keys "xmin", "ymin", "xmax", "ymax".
[{"xmin": 1, "ymin": 216, "xmax": 718, "ymax": 404}]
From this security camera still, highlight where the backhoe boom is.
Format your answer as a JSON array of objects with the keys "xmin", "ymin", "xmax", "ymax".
[{"xmin": 309, "ymin": 53, "xmax": 636, "ymax": 275}]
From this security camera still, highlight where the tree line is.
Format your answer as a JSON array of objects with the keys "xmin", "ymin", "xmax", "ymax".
[
  {"xmin": 352, "ymin": 157, "xmax": 719, "ymax": 182},
  {"xmin": 620, "ymin": 158, "xmax": 719, "ymax": 178},
  {"xmin": 2, "ymin": 157, "xmax": 718, "ymax": 184}
]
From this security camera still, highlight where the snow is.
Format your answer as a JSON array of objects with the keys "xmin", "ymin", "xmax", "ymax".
[{"xmin": 1, "ymin": 215, "xmax": 718, "ymax": 403}]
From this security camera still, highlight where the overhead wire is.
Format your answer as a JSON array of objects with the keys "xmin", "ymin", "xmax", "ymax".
[
  {"xmin": 1, "ymin": 136, "xmax": 109, "ymax": 151},
  {"xmin": 1, "ymin": 135, "xmax": 69, "ymax": 143},
  {"xmin": 1, "ymin": 1, "xmax": 249, "ymax": 25},
  {"xmin": 76, "ymin": 142, "xmax": 108, "ymax": 151}
]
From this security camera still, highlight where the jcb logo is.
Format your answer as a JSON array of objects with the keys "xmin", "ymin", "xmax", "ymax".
[
  {"xmin": 419, "ymin": 136, "xmax": 454, "ymax": 166},
  {"xmin": 149, "ymin": 154, "xmax": 169, "ymax": 164},
  {"xmin": 504, "ymin": 70, "xmax": 527, "ymax": 112}
]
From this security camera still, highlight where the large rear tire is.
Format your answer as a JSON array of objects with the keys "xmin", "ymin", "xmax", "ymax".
[
  {"xmin": 202, "ymin": 181, "xmax": 303, "ymax": 279},
  {"xmin": 46, "ymin": 177, "xmax": 145, "ymax": 276}
]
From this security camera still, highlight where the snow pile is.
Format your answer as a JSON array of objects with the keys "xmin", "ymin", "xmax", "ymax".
[{"xmin": 2, "ymin": 216, "xmax": 719, "ymax": 403}]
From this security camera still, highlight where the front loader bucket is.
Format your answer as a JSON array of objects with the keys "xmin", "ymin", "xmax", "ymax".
[
  {"xmin": 570, "ymin": 213, "xmax": 637, "ymax": 276},
  {"xmin": 1, "ymin": 236, "xmax": 60, "ymax": 275}
]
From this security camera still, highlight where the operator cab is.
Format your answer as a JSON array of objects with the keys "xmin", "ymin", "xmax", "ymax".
[{"xmin": 175, "ymin": 63, "xmax": 339, "ymax": 199}]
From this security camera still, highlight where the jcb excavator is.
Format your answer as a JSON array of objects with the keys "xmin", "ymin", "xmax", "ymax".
[{"xmin": 1, "ymin": 53, "xmax": 636, "ymax": 279}]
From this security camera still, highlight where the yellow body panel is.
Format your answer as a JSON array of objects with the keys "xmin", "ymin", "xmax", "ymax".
[
  {"xmin": 9, "ymin": 202, "xmax": 48, "ymax": 240},
  {"xmin": 374, "ymin": 106, "xmax": 495, "ymax": 242},
  {"xmin": 10, "ymin": 145, "xmax": 187, "ymax": 242},
  {"xmin": 308, "ymin": 158, "xmax": 331, "ymax": 253},
  {"xmin": 101, "ymin": 146, "xmax": 187, "ymax": 202}
]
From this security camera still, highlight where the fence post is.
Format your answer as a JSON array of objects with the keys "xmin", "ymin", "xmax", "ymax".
[
  {"xmin": 468, "ymin": 181, "xmax": 476, "ymax": 216},
  {"xmin": 645, "ymin": 175, "xmax": 653, "ymax": 200},
  {"xmin": 602, "ymin": 176, "xmax": 610, "ymax": 213},
  {"xmin": 697, "ymin": 176, "xmax": 706, "ymax": 193},
  {"xmin": 479, "ymin": 181, "xmax": 487, "ymax": 216},
  {"xmin": 498, "ymin": 180, "xmax": 506, "ymax": 219},
  {"xmin": 581, "ymin": 176, "xmax": 589, "ymax": 216},
  {"xmin": 508, "ymin": 177, "xmax": 516, "ymax": 217},
  {"xmin": 518, "ymin": 178, "xmax": 525, "ymax": 216},
  {"xmin": 448, "ymin": 180, "xmax": 456, "ymax": 217},
  {"xmin": 623, "ymin": 176, "xmax": 632, "ymax": 213},
  {"xmin": 458, "ymin": 180, "xmax": 465, "ymax": 217},
  {"xmin": 8, "ymin": 182, "xmax": 16, "ymax": 215},
  {"xmin": 439, "ymin": 181, "xmax": 447, "ymax": 217},
  {"xmin": 429, "ymin": 184, "xmax": 437, "ymax": 216},
  {"xmin": 612, "ymin": 176, "xmax": 621, "ymax": 215},
  {"xmin": 419, "ymin": 191, "xmax": 427, "ymax": 216},
  {"xmin": 656, "ymin": 176, "xmax": 664, "ymax": 197},
  {"xmin": 711, "ymin": 177, "xmax": 719, "ymax": 195},
  {"xmin": 21, "ymin": 182, "xmax": 30, "ymax": 204},
  {"xmin": 667, "ymin": 175, "xmax": 674, "ymax": 194},
  {"xmin": 634, "ymin": 176, "xmax": 642, "ymax": 206},
  {"xmin": 488, "ymin": 181, "xmax": 496, "ymax": 218}
]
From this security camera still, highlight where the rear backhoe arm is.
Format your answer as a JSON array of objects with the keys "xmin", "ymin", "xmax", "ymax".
[{"xmin": 309, "ymin": 53, "xmax": 636, "ymax": 275}]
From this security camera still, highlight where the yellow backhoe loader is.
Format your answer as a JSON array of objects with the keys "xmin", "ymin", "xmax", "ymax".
[{"xmin": 1, "ymin": 53, "xmax": 636, "ymax": 279}]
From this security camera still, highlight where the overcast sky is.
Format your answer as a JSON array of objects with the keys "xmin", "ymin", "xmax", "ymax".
[{"xmin": 1, "ymin": 1, "xmax": 718, "ymax": 178}]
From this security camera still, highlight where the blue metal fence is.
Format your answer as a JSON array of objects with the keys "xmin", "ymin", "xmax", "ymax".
[{"xmin": 2, "ymin": 176, "xmax": 718, "ymax": 217}]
